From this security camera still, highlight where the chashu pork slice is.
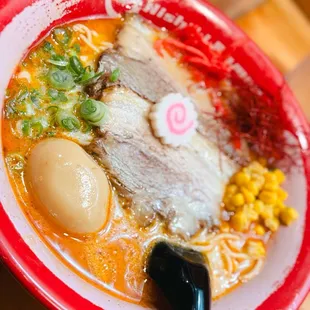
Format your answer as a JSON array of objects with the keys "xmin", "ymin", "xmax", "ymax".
[
  {"xmin": 88, "ymin": 15, "xmax": 213, "ymax": 112},
  {"xmin": 88, "ymin": 87, "xmax": 236, "ymax": 238}
]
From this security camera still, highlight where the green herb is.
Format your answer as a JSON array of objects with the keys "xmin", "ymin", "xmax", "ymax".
[
  {"xmin": 19, "ymin": 119, "xmax": 43, "ymax": 138},
  {"xmin": 30, "ymin": 89, "xmax": 40, "ymax": 107},
  {"xmin": 80, "ymin": 98, "xmax": 108, "ymax": 126},
  {"xmin": 53, "ymin": 28, "xmax": 70, "ymax": 45},
  {"xmin": 47, "ymin": 106, "xmax": 59, "ymax": 126},
  {"xmin": 43, "ymin": 41, "xmax": 54, "ymax": 53},
  {"xmin": 79, "ymin": 70, "xmax": 103, "ymax": 85},
  {"xmin": 47, "ymin": 105, "xmax": 59, "ymax": 116},
  {"xmin": 5, "ymin": 153, "xmax": 25, "ymax": 174},
  {"xmin": 16, "ymin": 88, "xmax": 29, "ymax": 102},
  {"xmin": 69, "ymin": 56, "xmax": 85, "ymax": 75},
  {"xmin": 73, "ymin": 43, "xmax": 81, "ymax": 53},
  {"xmin": 48, "ymin": 89, "xmax": 68, "ymax": 102},
  {"xmin": 48, "ymin": 69, "xmax": 75, "ymax": 90},
  {"xmin": 48, "ymin": 89, "xmax": 59, "ymax": 100},
  {"xmin": 47, "ymin": 59, "xmax": 68, "ymax": 67},
  {"xmin": 46, "ymin": 131, "xmax": 56, "ymax": 137},
  {"xmin": 30, "ymin": 122, "xmax": 43, "ymax": 137},
  {"xmin": 110, "ymin": 68, "xmax": 120, "ymax": 82},
  {"xmin": 21, "ymin": 120, "xmax": 31, "ymax": 136},
  {"xmin": 56, "ymin": 110, "xmax": 80, "ymax": 131}
]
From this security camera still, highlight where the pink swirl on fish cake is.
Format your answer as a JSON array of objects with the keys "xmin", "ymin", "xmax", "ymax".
[
  {"xmin": 149, "ymin": 93, "xmax": 198, "ymax": 146},
  {"xmin": 166, "ymin": 103, "xmax": 194, "ymax": 135}
]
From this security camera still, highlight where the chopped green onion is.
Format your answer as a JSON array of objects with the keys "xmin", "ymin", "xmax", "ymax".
[
  {"xmin": 78, "ymin": 69, "xmax": 103, "ymax": 85},
  {"xmin": 47, "ymin": 131, "xmax": 56, "ymax": 137},
  {"xmin": 48, "ymin": 89, "xmax": 59, "ymax": 100},
  {"xmin": 47, "ymin": 59, "xmax": 68, "ymax": 67},
  {"xmin": 16, "ymin": 88, "xmax": 29, "ymax": 102},
  {"xmin": 73, "ymin": 43, "xmax": 81, "ymax": 53},
  {"xmin": 31, "ymin": 122, "xmax": 43, "ymax": 137},
  {"xmin": 58, "ymin": 92, "xmax": 68, "ymax": 102},
  {"xmin": 53, "ymin": 28, "xmax": 70, "ymax": 45},
  {"xmin": 43, "ymin": 41, "xmax": 54, "ymax": 53},
  {"xmin": 110, "ymin": 68, "xmax": 120, "ymax": 82},
  {"xmin": 48, "ymin": 89, "xmax": 68, "ymax": 102},
  {"xmin": 19, "ymin": 120, "xmax": 43, "ymax": 138},
  {"xmin": 30, "ymin": 90, "xmax": 40, "ymax": 107},
  {"xmin": 21, "ymin": 120, "xmax": 31, "ymax": 136},
  {"xmin": 80, "ymin": 98, "xmax": 108, "ymax": 126},
  {"xmin": 56, "ymin": 110, "xmax": 80, "ymax": 131},
  {"xmin": 48, "ymin": 69, "xmax": 75, "ymax": 90},
  {"xmin": 47, "ymin": 105, "xmax": 59, "ymax": 116},
  {"xmin": 69, "ymin": 56, "xmax": 84, "ymax": 75},
  {"xmin": 5, "ymin": 153, "xmax": 25, "ymax": 174}
]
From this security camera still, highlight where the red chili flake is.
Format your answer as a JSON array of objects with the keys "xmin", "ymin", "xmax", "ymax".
[{"xmin": 153, "ymin": 26, "xmax": 301, "ymax": 170}]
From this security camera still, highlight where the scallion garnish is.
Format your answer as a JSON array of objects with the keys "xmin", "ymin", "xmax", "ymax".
[
  {"xmin": 43, "ymin": 41, "xmax": 54, "ymax": 53},
  {"xmin": 52, "ymin": 28, "xmax": 70, "ymax": 45},
  {"xmin": 73, "ymin": 43, "xmax": 80, "ymax": 53},
  {"xmin": 31, "ymin": 122, "xmax": 43, "ymax": 137},
  {"xmin": 110, "ymin": 68, "xmax": 120, "ymax": 82},
  {"xmin": 69, "ymin": 56, "xmax": 85, "ymax": 75},
  {"xmin": 56, "ymin": 110, "xmax": 80, "ymax": 131},
  {"xmin": 19, "ymin": 119, "xmax": 43, "ymax": 138},
  {"xmin": 78, "ymin": 70, "xmax": 103, "ymax": 85},
  {"xmin": 48, "ymin": 69, "xmax": 75, "ymax": 90},
  {"xmin": 47, "ymin": 59, "xmax": 68, "ymax": 67},
  {"xmin": 80, "ymin": 98, "xmax": 108, "ymax": 126},
  {"xmin": 48, "ymin": 89, "xmax": 68, "ymax": 102},
  {"xmin": 21, "ymin": 120, "xmax": 31, "ymax": 136},
  {"xmin": 30, "ymin": 90, "xmax": 40, "ymax": 107},
  {"xmin": 47, "ymin": 105, "xmax": 59, "ymax": 116}
]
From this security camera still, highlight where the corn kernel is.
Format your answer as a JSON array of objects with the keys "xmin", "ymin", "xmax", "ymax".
[
  {"xmin": 241, "ymin": 187, "xmax": 255, "ymax": 204},
  {"xmin": 277, "ymin": 188, "xmax": 288, "ymax": 201},
  {"xmin": 254, "ymin": 224, "xmax": 266, "ymax": 236},
  {"xmin": 223, "ymin": 196, "xmax": 231, "ymax": 206},
  {"xmin": 274, "ymin": 169, "xmax": 286, "ymax": 184},
  {"xmin": 279, "ymin": 207, "xmax": 299, "ymax": 226},
  {"xmin": 254, "ymin": 200, "xmax": 264, "ymax": 213},
  {"xmin": 247, "ymin": 181, "xmax": 259, "ymax": 196},
  {"xmin": 265, "ymin": 218, "xmax": 280, "ymax": 232},
  {"xmin": 231, "ymin": 193, "xmax": 245, "ymax": 207},
  {"xmin": 225, "ymin": 203, "xmax": 236, "ymax": 212},
  {"xmin": 235, "ymin": 172, "xmax": 251, "ymax": 187},
  {"xmin": 230, "ymin": 212, "xmax": 249, "ymax": 232},
  {"xmin": 264, "ymin": 182, "xmax": 279, "ymax": 192},
  {"xmin": 273, "ymin": 207, "xmax": 281, "ymax": 217},
  {"xmin": 275, "ymin": 200, "xmax": 285, "ymax": 209},
  {"xmin": 220, "ymin": 222, "xmax": 230, "ymax": 232},
  {"xmin": 245, "ymin": 240, "xmax": 266, "ymax": 259},
  {"xmin": 264, "ymin": 172, "xmax": 277, "ymax": 183},
  {"xmin": 248, "ymin": 161, "xmax": 265, "ymax": 173},
  {"xmin": 259, "ymin": 191, "xmax": 277, "ymax": 205},
  {"xmin": 260, "ymin": 205, "xmax": 274, "ymax": 220},
  {"xmin": 247, "ymin": 208, "xmax": 259, "ymax": 221},
  {"xmin": 226, "ymin": 184, "xmax": 238, "ymax": 195}
]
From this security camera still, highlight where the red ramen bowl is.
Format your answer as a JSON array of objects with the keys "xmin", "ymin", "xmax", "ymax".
[{"xmin": 0, "ymin": 1, "xmax": 310, "ymax": 309}]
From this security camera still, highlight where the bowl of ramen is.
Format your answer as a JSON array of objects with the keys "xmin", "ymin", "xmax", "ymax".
[{"xmin": 0, "ymin": 0, "xmax": 310, "ymax": 309}]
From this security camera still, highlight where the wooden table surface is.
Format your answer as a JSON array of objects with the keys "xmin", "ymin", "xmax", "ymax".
[{"xmin": 1, "ymin": 0, "xmax": 310, "ymax": 309}]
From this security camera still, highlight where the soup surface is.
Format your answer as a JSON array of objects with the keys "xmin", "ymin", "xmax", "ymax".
[{"xmin": 1, "ymin": 16, "xmax": 299, "ymax": 308}]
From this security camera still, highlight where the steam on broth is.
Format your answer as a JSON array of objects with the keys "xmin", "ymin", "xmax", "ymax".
[{"xmin": 2, "ymin": 15, "xmax": 299, "ymax": 307}]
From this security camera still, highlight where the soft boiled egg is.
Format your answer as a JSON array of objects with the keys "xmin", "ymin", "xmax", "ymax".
[{"xmin": 25, "ymin": 138, "xmax": 110, "ymax": 234}]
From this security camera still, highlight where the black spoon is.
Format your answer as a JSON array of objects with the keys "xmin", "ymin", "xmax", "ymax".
[{"xmin": 147, "ymin": 241, "xmax": 211, "ymax": 310}]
